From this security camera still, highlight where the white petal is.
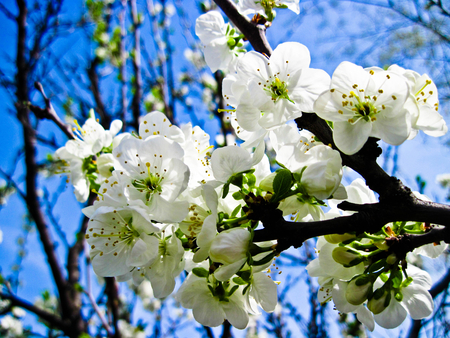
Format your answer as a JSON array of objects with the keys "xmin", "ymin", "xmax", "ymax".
[
  {"xmin": 374, "ymin": 295, "xmax": 407, "ymax": 329},
  {"xmin": 270, "ymin": 42, "xmax": 310, "ymax": 79},
  {"xmin": 355, "ymin": 306, "xmax": 375, "ymax": 332},
  {"xmin": 333, "ymin": 120, "xmax": 372, "ymax": 155},
  {"xmin": 402, "ymin": 284, "xmax": 433, "ymax": 319},
  {"xmin": 211, "ymin": 146, "xmax": 253, "ymax": 182},
  {"xmin": 250, "ymin": 272, "xmax": 278, "ymax": 312},
  {"xmin": 223, "ymin": 298, "xmax": 249, "ymax": 329}
]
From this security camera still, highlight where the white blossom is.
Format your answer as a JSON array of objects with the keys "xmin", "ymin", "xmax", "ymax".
[
  {"xmin": 314, "ymin": 61, "xmax": 414, "ymax": 155},
  {"xmin": 176, "ymin": 273, "xmax": 249, "ymax": 329},
  {"xmin": 224, "ymin": 42, "xmax": 330, "ymax": 149}
]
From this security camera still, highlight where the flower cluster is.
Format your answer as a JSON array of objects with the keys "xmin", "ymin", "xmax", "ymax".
[
  {"xmin": 307, "ymin": 180, "xmax": 447, "ymax": 330},
  {"xmin": 56, "ymin": 107, "xmax": 349, "ymax": 328},
  {"xmin": 54, "ymin": 1, "xmax": 449, "ymax": 332}
]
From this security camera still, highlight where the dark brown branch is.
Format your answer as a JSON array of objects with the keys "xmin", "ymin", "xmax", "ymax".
[
  {"xmin": 105, "ymin": 277, "xmax": 122, "ymax": 338},
  {"xmin": 0, "ymin": 292, "xmax": 68, "ymax": 331},
  {"xmin": 213, "ymin": 0, "xmax": 272, "ymax": 56},
  {"xmin": 30, "ymin": 82, "xmax": 74, "ymax": 139},
  {"xmin": 294, "ymin": 113, "xmax": 408, "ymax": 201},
  {"xmin": 87, "ymin": 59, "xmax": 111, "ymax": 129},
  {"xmin": 15, "ymin": 2, "xmax": 85, "ymax": 337},
  {"xmin": 221, "ymin": 320, "xmax": 232, "ymax": 338},
  {"xmin": 0, "ymin": 3, "xmax": 15, "ymax": 21},
  {"xmin": 119, "ymin": 0, "xmax": 127, "ymax": 131},
  {"xmin": 130, "ymin": 0, "xmax": 142, "ymax": 131},
  {"xmin": 252, "ymin": 197, "xmax": 450, "ymax": 253},
  {"xmin": 214, "ymin": 71, "xmax": 233, "ymax": 145},
  {"xmin": 16, "ymin": 0, "xmax": 69, "ymax": 317},
  {"xmin": 65, "ymin": 193, "xmax": 97, "ymax": 336},
  {"xmin": 204, "ymin": 326, "xmax": 215, "ymax": 338},
  {"xmin": 161, "ymin": 0, "xmax": 176, "ymax": 120}
]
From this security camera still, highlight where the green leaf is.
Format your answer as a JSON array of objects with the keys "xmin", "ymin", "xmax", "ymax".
[{"xmin": 272, "ymin": 169, "xmax": 292, "ymax": 199}]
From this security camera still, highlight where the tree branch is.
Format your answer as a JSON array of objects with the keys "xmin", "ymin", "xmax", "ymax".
[
  {"xmin": 213, "ymin": 0, "xmax": 272, "ymax": 56},
  {"xmin": 130, "ymin": 0, "xmax": 142, "ymax": 131},
  {"xmin": 0, "ymin": 3, "xmax": 15, "ymax": 21},
  {"xmin": 0, "ymin": 292, "xmax": 68, "ymax": 331},
  {"xmin": 252, "ymin": 197, "xmax": 450, "ymax": 254},
  {"xmin": 15, "ymin": 1, "xmax": 86, "ymax": 337},
  {"xmin": 87, "ymin": 59, "xmax": 111, "ymax": 128},
  {"xmin": 29, "ymin": 82, "xmax": 74, "ymax": 139}
]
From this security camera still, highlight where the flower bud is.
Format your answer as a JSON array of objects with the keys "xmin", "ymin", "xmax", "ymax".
[
  {"xmin": 367, "ymin": 287, "xmax": 391, "ymax": 315},
  {"xmin": 345, "ymin": 275, "xmax": 373, "ymax": 305},
  {"xmin": 373, "ymin": 240, "xmax": 389, "ymax": 250},
  {"xmin": 324, "ymin": 233, "xmax": 356, "ymax": 244},
  {"xmin": 386, "ymin": 253, "xmax": 397, "ymax": 265},
  {"xmin": 210, "ymin": 228, "xmax": 251, "ymax": 264},
  {"xmin": 259, "ymin": 172, "xmax": 276, "ymax": 193},
  {"xmin": 331, "ymin": 246, "xmax": 364, "ymax": 267}
]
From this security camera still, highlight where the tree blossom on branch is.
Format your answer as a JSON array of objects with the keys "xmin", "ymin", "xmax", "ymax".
[{"xmin": 50, "ymin": 0, "xmax": 450, "ymax": 333}]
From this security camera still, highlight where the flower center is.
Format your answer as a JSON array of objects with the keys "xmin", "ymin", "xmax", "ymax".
[
  {"xmin": 91, "ymin": 214, "xmax": 139, "ymax": 246},
  {"xmin": 268, "ymin": 77, "xmax": 293, "ymax": 103},
  {"xmin": 355, "ymin": 101, "xmax": 376, "ymax": 117},
  {"xmin": 132, "ymin": 162, "xmax": 163, "ymax": 201},
  {"xmin": 158, "ymin": 238, "xmax": 167, "ymax": 256},
  {"xmin": 348, "ymin": 91, "xmax": 378, "ymax": 123}
]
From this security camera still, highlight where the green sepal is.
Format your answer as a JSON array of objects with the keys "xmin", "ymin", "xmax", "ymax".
[
  {"xmin": 246, "ymin": 173, "xmax": 256, "ymax": 187},
  {"xmin": 391, "ymin": 270, "xmax": 403, "ymax": 289},
  {"xmin": 232, "ymin": 277, "xmax": 247, "ymax": 285},
  {"xmin": 275, "ymin": 161, "xmax": 287, "ymax": 169},
  {"xmin": 355, "ymin": 274, "xmax": 372, "ymax": 286},
  {"xmin": 401, "ymin": 276, "xmax": 413, "ymax": 288},
  {"xmin": 232, "ymin": 191, "xmax": 243, "ymax": 200},
  {"xmin": 175, "ymin": 228, "xmax": 185, "ymax": 240},
  {"xmin": 192, "ymin": 267, "xmax": 209, "ymax": 278},
  {"xmin": 252, "ymin": 252, "xmax": 276, "ymax": 266},
  {"xmin": 384, "ymin": 289, "xmax": 392, "ymax": 307},
  {"xmin": 229, "ymin": 173, "xmax": 243, "ymax": 188},
  {"xmin": 238, "ymin": 270, "xmax": 252, "ymax": 283},
  {"xmin": 292, "ymin": 166, "xmax": 307, "ymax": 183},
  {"xmin": 367, "ymin": 258, "xmax": 386, "ymax": 274},
  {"xmin": 222, "ymin": 182, "xmax": 230, "ymax": 199},
  {"xmin": 231, "ymin": 204, "xmax": 242, "ymax": 218},
  {"xmin": 228, "ymin": 285, "xmax": 239, "ymax": 297},
  {"xmin": 372, "ymin": 286, "xmax": 385, "ymax": 300}
]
